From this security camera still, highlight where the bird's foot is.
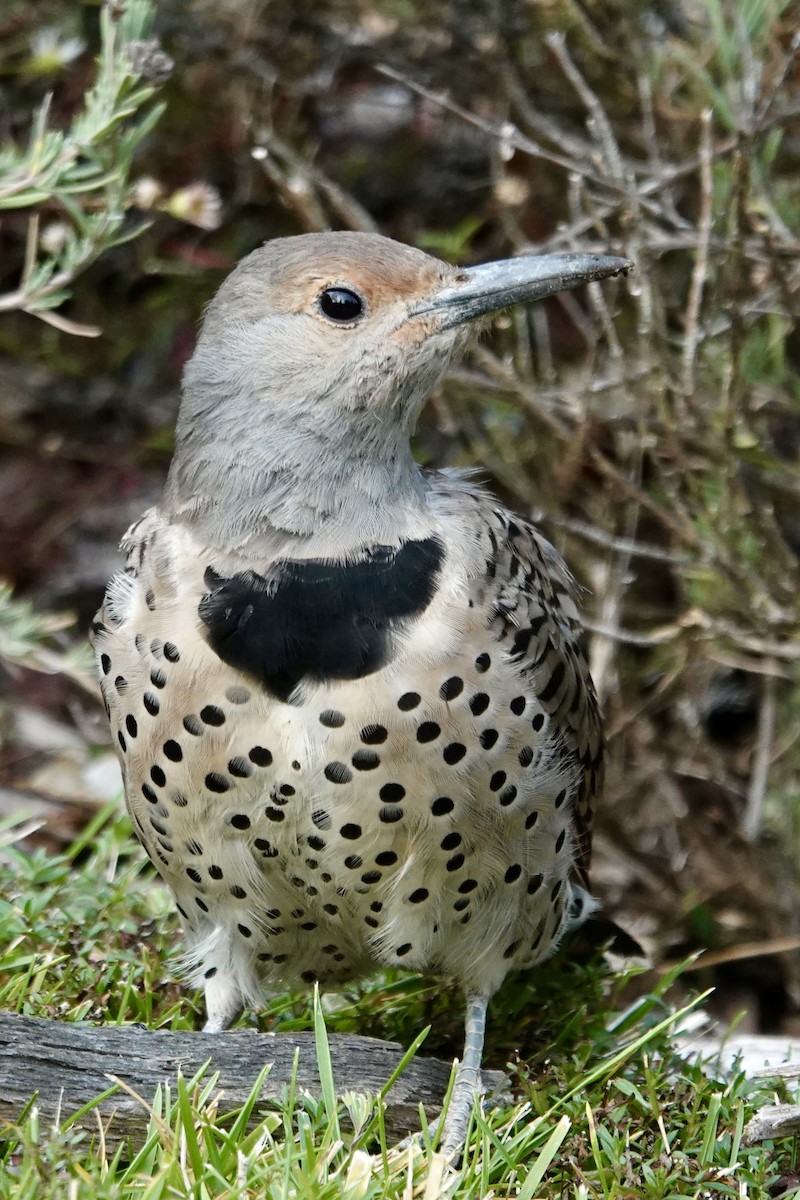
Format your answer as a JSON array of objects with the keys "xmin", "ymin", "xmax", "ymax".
[
  {"xmin": 439, "ymin": 1064, "xmax": 484, "ymax": 1163},
  {"xmin": 393, "ymin": 1061, "xmax": 484, "ymax": 1163}
]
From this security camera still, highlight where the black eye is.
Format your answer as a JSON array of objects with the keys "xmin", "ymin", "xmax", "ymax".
[{"xmin": 319, "ymin": 287, "xmax": 364, "ymax": 323}]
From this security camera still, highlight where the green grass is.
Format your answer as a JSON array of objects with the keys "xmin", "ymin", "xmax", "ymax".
[{"xmin": 1, "ymin": 811, "xmax": 798, "ymax": 1197}]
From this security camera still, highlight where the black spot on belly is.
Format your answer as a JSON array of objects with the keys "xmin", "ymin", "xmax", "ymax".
[
  {"xmin": 200, "ymin": 705, "xmax": 225, "ymax": 726},
  {"xmin": 360, "ymin": 724, "xmax": 387, "ymax": 745},
  {"xmin": 198, "ymin": 538, "xmax": 444, "ymax": 701},
  {"xmin": 380, "ymin": 782, "xmax": 405, "ymax": 803},
  {"xmin": 319, "ymin": 709, "xmax": 345, "ymax": 728},
  {"xmin": 440, "ymin": 676, "xmax": 463, "ymax": 701},
  {"xmin": 205, "ymin": 772, "xmax": 230, "ymax": 793},
  {"xmin": 352, "ymin": 749, "xmax": 380, "ymax": 770},
  {"xmin": 443, "ymin": 742, "xmax": 466, "ymax": 765},
  {"xmin": 325, "ymin": 761, "xmax": 352, "ymax": 784}
]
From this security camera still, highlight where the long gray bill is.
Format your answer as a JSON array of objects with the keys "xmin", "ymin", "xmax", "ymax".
[{"xmin": 416, "ymin": 252, "xmax": 633, "ymax": 329}]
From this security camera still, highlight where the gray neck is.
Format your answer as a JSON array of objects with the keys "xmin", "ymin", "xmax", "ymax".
[{"xmin": 161, "ymin": 384, "xmax": 430, "ymax": 555}]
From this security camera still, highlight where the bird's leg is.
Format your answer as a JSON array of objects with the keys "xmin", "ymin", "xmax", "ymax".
[
  {"xmin": 440, "ymin": 992, "xmax": 489, "ymax": 1160},
  {"xmin": 202, "ymin": 971, "xmax": 243, "ymax": 1032}
]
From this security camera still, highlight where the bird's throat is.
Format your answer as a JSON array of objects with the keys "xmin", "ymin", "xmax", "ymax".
[{"xmin": 161, "ymin": 392, "xmax": 429, "ymax": 553}]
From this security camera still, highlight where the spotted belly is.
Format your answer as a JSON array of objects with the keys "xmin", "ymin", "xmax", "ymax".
[{"xmin": 97, "ymin": 616, "xmax": 580, "ymax": 1002}]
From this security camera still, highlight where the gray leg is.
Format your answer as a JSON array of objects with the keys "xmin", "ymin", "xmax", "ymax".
[
  {"xmin": 440, "ymin": 992, "xmax": 489, "ymax": 1160},
  {"xmin": 203, "ymin": 970, "xmax": 243, "ymax": 1032}
]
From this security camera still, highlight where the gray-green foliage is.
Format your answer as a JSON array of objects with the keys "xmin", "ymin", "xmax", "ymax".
[
  {"xmin": 0, "ymin": 584, "xmax": 94, "ymax": 683},
  {"xmin": 0, "ymin": 0, "xmax": 168, "ymax": 333}
]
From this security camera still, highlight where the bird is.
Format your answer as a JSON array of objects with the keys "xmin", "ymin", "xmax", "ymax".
[{"xmin": 92, "ymin": 231, "xmax": 631, "ymax": 1157}]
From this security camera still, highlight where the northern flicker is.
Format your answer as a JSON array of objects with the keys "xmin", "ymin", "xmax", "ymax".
[{"xmin": 92, "ymin": 232, "xmax": 631, "ymax": 1156}]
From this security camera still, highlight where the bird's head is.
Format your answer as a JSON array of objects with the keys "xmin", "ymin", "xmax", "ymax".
[
  {"xmin": 168, "ymin": 232, "xmax": 631, "ymax": 542},
  {"xmin": 182, "ymin": 231, "xmax": 630, "ymax": 428}
]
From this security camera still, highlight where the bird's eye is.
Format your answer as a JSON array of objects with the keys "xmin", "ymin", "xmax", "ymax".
[{"xmin": 318, "ymin": 287, "xmax": 364, "ymax": 323}]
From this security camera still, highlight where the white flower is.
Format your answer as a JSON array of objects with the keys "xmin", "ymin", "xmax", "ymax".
[
  {"xmin": 165, "ymin": 183, "xmax": 222, "ymax": 231},
  {"xmin": 29, "ymin": 28, "xmax": 85, "ymax": 74},
  {"xmin": 40, "ymin": 222, "xmax": 72, "ymax": 255},
  {"xmin": 131, "ymin": 177, "xmax": 165, "ymax": 211}
]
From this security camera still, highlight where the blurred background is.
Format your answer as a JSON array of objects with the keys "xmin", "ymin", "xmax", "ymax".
[{"xmin": 0, "ymin": 0, "xmax": 798, "ymax": 1036}]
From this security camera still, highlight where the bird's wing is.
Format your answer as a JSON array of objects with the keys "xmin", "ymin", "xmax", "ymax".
[{"xmin": 480, "ymin": 504, "xmax": 603, "ymax": 886}]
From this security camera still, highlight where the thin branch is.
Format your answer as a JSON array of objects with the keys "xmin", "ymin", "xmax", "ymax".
[
  {"xmin": 682, "ymin": 111, "xmax": 714, "ymax": 399},
  {"xmin": 544, "ymin": 514, "xmax": 691, "ymax": 566},
  {"xmin": 545, "ymin": 32, "xmax": 626, "ymax": 181},
  {"xmin": 742, "ymin": 668, "xmax": 777, "ymax": 843}
]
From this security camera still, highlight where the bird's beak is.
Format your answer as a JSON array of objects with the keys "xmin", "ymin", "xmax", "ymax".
[{"xmin": 414, "ymin": 252, "xmax": 633, "ymax": 330}]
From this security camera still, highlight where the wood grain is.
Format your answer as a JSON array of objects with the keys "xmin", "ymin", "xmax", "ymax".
[{"xmin": 0, "ymin": 1011, "xmax": 508, "ymax": 1145}]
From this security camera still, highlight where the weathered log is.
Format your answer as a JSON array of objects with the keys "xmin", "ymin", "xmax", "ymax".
[
  {"xmin": 0, "ymin": 1011, "xmax": 508, "ymax": 1146},
  {"xmin": 744, "ymin": 1104, "xmax": 800, "ymax": 1144}
]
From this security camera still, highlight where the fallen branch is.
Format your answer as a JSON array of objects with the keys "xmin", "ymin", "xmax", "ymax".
[{"xmin": 0, "ymin": 1010, "xmax": 507, "ymax": 1145}]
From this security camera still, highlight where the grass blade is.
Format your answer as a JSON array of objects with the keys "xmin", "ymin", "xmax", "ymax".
[{"xmin": 516, "ymin": 1114, "xmax": 571, "ymax": 1200}]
